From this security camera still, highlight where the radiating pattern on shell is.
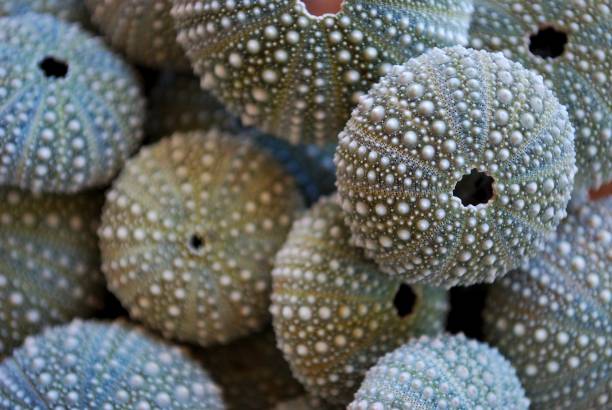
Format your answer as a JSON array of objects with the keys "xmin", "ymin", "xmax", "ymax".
[
  {"xmin": 271, "ymin": 195, "xmax": 448, "ymax": 404},
  {"xmin": 197, "ymin": 329, "xmax": 304, "ymax": 410},
  {"xmin": 335, "ymin": 46, "xmax": 576, "ymax": 287},
  {"xmin": 0, "ymin": 188, "xmax": 105, "ymax": 360},
  {"xmin": 0, "ymin": 0, "xmax": 88, "ymax": 23},
  {"xmin": 0, "ymin": 320, "xmax": 225, "ymax": 410},
  {"xmin": 0, "ymin": 13, "xmax": 144, "ymax": 193},
  {"xmin": 85, "ymin": 0, "xmax": 189, "ymax": 70},
  {"xmin": 147, "ymin": 73, "xmax": 336, "ymax": 204},
  {"xmin": 349, "ymin": 334, "xmax": 530, "ymax": 410},
  {"xmin": 99, "ymin": 130, "xmax": 303, "ymax": 347},
  {"xmin": 171, "ymin": 0, "xmax": 474, "ymax": 144},
  {"xmin": 483, "ymin": 198, "xmax": 612, "ymax": 409},
  {"xmin": 469, "ymin": 0, "xmax": 612, "ymax": 190}
]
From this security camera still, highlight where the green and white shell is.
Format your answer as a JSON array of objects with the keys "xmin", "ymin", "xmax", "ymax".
[
  {"xmin": 171, "ymin": 0, "xmax": 474, "ymax": 144},
  {"xmin": 469, "ymin": 0, "xmax": 612, "ymax": 190},
  {"xmin": 99, "ymin": 130, "xmax": 303, "ymax": 347},
  {"xmin": 0, "ymin": 320, "xmax": 225, "ymax": 410},
  {"xmin": 271, "ymin": 195, "xmax": 448, "ymax": 404},
  {"xmin": 0, "ymin": 0, "xmax": 88, "ymax": 24},
  {"xmin": 483, "ymin": 198, "xmax": 611, "ymax": 409},
  {"xmin": 0, "ymin": 188, "xmax": 105, "ymax": 360},
  {"xmin": 335, "ymin": 46, "xmax": 576, "ymax": 287},
  {"xmin": 86, "ymin": 0, "xmax": 190, "ymax": 70},
  {"xmin": 350, "ymin": 334, "xmax": 529, "ymax": 409},
  {"xmin": 0, "ymin": 13, "xmax": 145, "ymax": 193}
]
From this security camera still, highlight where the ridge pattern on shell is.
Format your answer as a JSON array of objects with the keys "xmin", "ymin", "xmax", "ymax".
[
  {"xmin": 0, "ymin": 13, "xmax": 145, "ymax": 193},
  {"xmin": 171, "ymin": 0, "xmax": 473, "ymax": 144},
  {"xmin": 99, "ymin": 130, "xmax": 304, "ymax": 347},
  {"xmin": 335, "ymin": 46, "xmax": 576, "ymax": 287},
  {"xmin": 0, "ymin": 0, "xmax": 88, "ymax": 23},
  {"xmin": 469, "ymin": 0, "xmax": 612, "ymax": 190},
  {"xmin": 271, "ymin": 195, "xmax": 448, "ymax": 404},
  {"xmin": 86, "ymin": 0, "xmax": 190, "ymax": 70},
  {"xmin": 0, "ymin": 188, "xmax": 105, "ymax": 359},
  {"xmin": 349, "ymin": 334, "xmax": 530, "ymax": 409},
  {"xmin": 0, "ymin": 320, "xmax": 225, "ymax": 410},
  {"xmin": 483, "ymin": 198, "xmax": 611, "ymax": 409}
]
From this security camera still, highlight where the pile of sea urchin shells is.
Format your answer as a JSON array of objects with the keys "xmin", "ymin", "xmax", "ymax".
[{"xmin": 0, "ymin": 1, "xmax": 609, "ymax": 409}]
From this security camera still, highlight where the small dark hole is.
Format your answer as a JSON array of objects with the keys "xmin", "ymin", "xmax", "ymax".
[
  {"xmin": 188, "ymin": 234, "xmax": 204, "ymax": 252},
  {"xmin": 393, "ymin": 283, "xmax": 417, "ymax": 318},
  {"xmin": 453, "ymin": 169, "xmax": 495, "ymax": 207},
  {"xmin": 529, "ymin": 27, "xmax": 567, "ymax": 59},
  {"xmin": 38, "ymin": 56, "xmax": 69, "ymax": 78}
]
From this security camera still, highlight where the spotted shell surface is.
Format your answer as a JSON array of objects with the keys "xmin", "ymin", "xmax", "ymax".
[
  {"xmin": 335, "ymin": 46, "xmax": 576, "ymax": 287},
  {"xmin": 271, "ymin": 195, "xmax": 448, "ymax": 404},
  {"xmin": 483, "ymin": 197, "xmax": 611, "ymax": 409},
  {"xmin": 0, "ymin": 320, "xmax": 225, "ymax": 410},
  {"xmin": 171, "ymin": 0, "xmax": 474, "ymax": 144},
  {"xmin": 0, "ymin": 0, "xmax": 88, "ymax": 23},
  {"xmin": 197, "ymin": 329, "xmax": 304, "ymax": 410},
  {"xmin": 146, "ymin": 73, "xmax": 336, "ymax": 204},
  {"xmin": 275, "ymin": 395, "xmax": 342, "ymax": 410},
  {"xmin": 0, "ymin": 188, "xmax": 105, "ymax": 360},
  {"xmin": 0, "ymin": 13, "xmax": 144, "ymax": 193},
  {"xmin": 349, "ymin": 334, "xmax": 529, "ymax": 409},
  {"xmin": 469, "ymin": 0, "xmax": 612, "ymax": 190},
  {"xmin": 99, "ymin": 130, "xmax": 303, "ymax": 347},
  {"xmin": 85, "ymin": 0, "xmax": 189, "ymax": 70}
]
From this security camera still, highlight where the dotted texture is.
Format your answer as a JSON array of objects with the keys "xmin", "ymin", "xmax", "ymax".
[
  {"xmin": 484, "ymin": 197, "xmax": 612, "ymax": 409},
  {"xmin": 99, "ymin": 130, "xmax": 303, "ymax": 347},
  {"xmin": 0, "ymin": 188, "xmax": 104, "ymax": 360},
  {"xmin": 335, "ymin": 46, "xmax": 576, "ymax": 287},
  {"xmin": 0, "ymin": 320, "xmax": 225, "ymax": 410},
  {"xmin": 271, "ymin": 195, "xmax": 448, "ymax": 404},
  {"xmin": 0, "ymin": 0, "xmax": 88, "ymax": 24},
  {"xmin": 0, "ymin": 13, "xmax": 144, "ymax": 193},
  {"xmin": 171, "ymin": 0, "xmax": 473, "ymax": 144}
]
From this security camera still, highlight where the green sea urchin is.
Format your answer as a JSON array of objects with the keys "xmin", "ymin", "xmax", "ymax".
[
  {"xmin": 271, "ymin": 195, "xmax": 448, "ymax": 404},
  {"xmin": 171, "ymin": 0, "xmax": 474, "ymax": 144},
  {"xmin": 197, "ymin": 329, "xmax": 303, "ymax": 409},
  {"xmin": 469, "ymin": 0, "xmax": 612, "ymax": 190},
  {"xmin": 349, "ymin": 334, "xmax": 530, "ymax": 409},
  {"xmin": 335, "ymin": 46, "xmax": 576, "ymax": 287},
  {"xmin": 0, "ymin": 188, "xmax": 105, "ymax": 359},
  {"xmin": 85, "ymin": 0, "xmax": 190, "ymax": 70},
  {"xmin": 0, "ymin": 13, "xmax": 145, "ymax": 193},
  {"xmin": 0, "ymin": 320, "xmax": 225, "ymax": 410},
  {"xmin": 99, "ymin": 130, "xmax": 303, "ymax": 347},
  {"xmin": 483, "ymin": 198, "xmax": 611, "ymax": 409},
  {"xmin": 0, "ymin": 0, "xmax": 88, "ymax": 23}
]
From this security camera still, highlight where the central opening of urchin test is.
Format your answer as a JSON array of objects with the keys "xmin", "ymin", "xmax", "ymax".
[
  {"xmin": 188, "ymin": 234, "xmax": 205, "ymax": 254},
  {"xmin": 38, "ymin": 56, "xmax": 69, "ymax": 78},
  {"xmin": 393, "ymin": 284, "xmax": 417, "ymax": 318},
  {"xmin": 453, "ymin": 169, "xmax": 495, "ymax": 207},
  {"xmin": 529, "ymin": 26, "xmax": 568, "ymax": 59},
  {"xmin": 300, "ymin": 0, "xmax": 343, "ymax": 16}
]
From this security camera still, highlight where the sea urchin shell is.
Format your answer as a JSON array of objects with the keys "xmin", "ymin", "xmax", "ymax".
[
  {"xmin": 171, "ymin": 0, "xmax": 474, "ymax": 144},
  {"xmin": 99, "ymin": 130, "xmax": 303, "ymax": 347},
  {"xmin": 271, "ymin": 195, "xmax": 448, "ymax": 404},
  {"xmin": 335, "ymin": 46, "xmax": 576, "ymax": 287},
  {"xmin": 0, "ymin": 320, "xmax": 225, "ymax": 410},
  {"xmin": 0, "ymin": 0, "xmax": 88, "ymax": 24}
]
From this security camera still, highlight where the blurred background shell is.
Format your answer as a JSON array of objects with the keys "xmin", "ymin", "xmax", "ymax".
[
  {"xmin": 85, "ymin": 0, "xmax": 190, "ymax": 71},
  {"xmin": 146, "ymin": 72, "xmax": 336, "ymax": 205},
  {"xmin": 483, "ymin": 197, "xmax": 611, "ymax": 409},
  {"xmin": 469, "ymin": 0, "xmax": 612, "ymax": 191},
  {"xmin": 196, "ymin": 329, "xmax": 304, "ymax": 409},
  {"xmin": 271, "ymin": 195, "xmax": 448, "ymax": 404},
  {"xmin": 0, "ymin": 13, "xmax": 145, "ymax": 193},
  {"xmin": 99, "ymin": 130, "xmax": 304, "ymax": 347},
  {"xmin": 0, "ymin": 0, "xmax": 88, "ymax": 24},
  {"xmin": 349, "ymin": 334, "xmax": 529, "ymax": 409},
  {"xmin": 0, "ymin": 320, "xmax": 225, "ymax": 409},
  {"xmin": 0, "ymin": 188, "xmax": 105, "ymax": 360},
  {"xmin": 171, "ymin": 0, "xmax": 474, "ymax": 144},
  {"xmin": 275, "ymin": 395, "xmax": 342, "ymax": 410},
  {"xmin": 335, "ymin": 46, "xmax": 576, "ymax": 287}
]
